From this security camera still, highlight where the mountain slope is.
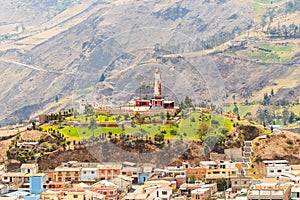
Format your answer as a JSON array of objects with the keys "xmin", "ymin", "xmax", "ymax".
[{"xmin": 0, "ymin": 0, "xmax": 299, "ymax": 125}]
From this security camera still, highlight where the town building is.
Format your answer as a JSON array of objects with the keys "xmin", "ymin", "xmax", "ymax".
[
  {"xmin": 291, "ymin": 184, "xmax": 300, "ymax": 199},
  {"xmin": 1, "ymin": 172, "xmax": 25, "ymax": 187},
  {"xmin": 21, "ymin": 164, "xmax": 39, "ymax": 174},
  {"xmin": 230, "ymin": 176, "xmax": 252, "ymax": 193},
  {"xmin": 121, "ymin": 162, "xmax": 141, "ymax": 184},
  {"xmin": 54, "ymin": 161, "xmax": 81, "ymax": 182},
  {"xmin": 263, "ymin": 160, "xmax": 291, "ymax": 178},
  {"xmin": 122, "ymin": 193, "xmax": 149, "ymax": 200},
  {"xmin": 191, "ymin": 188, "xmax": 211, "ymax": 200},
  {"xmin": 90, "ymin": 180, "xmax": 119, "ymax": 200},
  {"xmin": 97, "ymin": 163, "xmax": 121, "ymax": 180},
  {"xmin": 81, "ymin": 167, "xmax": 98, "ymax": 182},
  {"xmin": 145, "ymin": 185, "xmax": 173, "ymax": 199},
  {"xmin": 185, "ymin": 167, "xmax": 206, "ymax": 182},
  {"xmin": 247, "ymin": 178, "xmax": 292, "ymax": 200}
]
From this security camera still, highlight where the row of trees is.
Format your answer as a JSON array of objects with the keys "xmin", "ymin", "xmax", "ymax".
[
  {"xmin": 256, "ymin": 107, "xmax": 298, "ymax": 125},
  {"xmin": 179, "ymin": 96, "xmax": 194, "ymax": 110},
  {"xmin": 259, "ymin": 0, "xmax": 300, "ymax": 38},
  {"xmin": 264, "ymin": 23, "xmax": 300, "ymax": 38},
  {"xmin": 7, "ymin": 148, "xmax": 35, "ymax": 163}
]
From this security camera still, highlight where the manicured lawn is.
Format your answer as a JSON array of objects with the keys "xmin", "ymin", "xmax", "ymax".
[
  {"xmin": 44, "ymin": 112, "xmax": 244, "ymax": 142},
  {"xmin": 44, "ymin": 113, "xmax": 204, "ymax": 141},
  {"xmin": 65, "ymin": 114, "xmax": 123, "ymax": 123}
]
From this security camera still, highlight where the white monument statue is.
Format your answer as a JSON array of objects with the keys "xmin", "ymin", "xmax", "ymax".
[{"xmin": 153, "ymin": 68, "xmax": 162, "ymax": 98}]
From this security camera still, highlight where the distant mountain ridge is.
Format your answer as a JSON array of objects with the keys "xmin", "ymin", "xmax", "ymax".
[{"xmin": 0, "ymin": 0, "xmax": 299, "ymax": 125}]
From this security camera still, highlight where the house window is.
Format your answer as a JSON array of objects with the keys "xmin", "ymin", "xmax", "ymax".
[
  {"xmin": 244, "ymin": 181, "xmax": 247, "ymax": 184},
  {"xmin": 162, "ymin": 191, "xmax": 167, "ymax": 195},
  {"xmin": 73, "ymin": 195, "xmax": 78, "ymax": 198},
  {"xmin": 110, "ymin": 191, "xmax": 113, "ymax": 194},
  {"xmin": 91, "ymin": 171, "xmax": 95, "ymax": 174},
  {"xmin": 270, "ymin": 170, "xmax": 275, "ymax": 173},
  {"xmin": 103, "ymin": 191, "xmax": 107, "ymax": 195},
  {"xmin": 277, "ymin": 169, "xmax": 282, "ymax": 173},
  {"xmin": 235, "ymin": 181, "xmax": 238, "ymax": 184},
  {"xmin": 83, "ymin": 171, "xmax": 86, "ymax": 174},
  {"xmin": 65, "ymin": 177, "xmax": 71, "ymax": 181}
]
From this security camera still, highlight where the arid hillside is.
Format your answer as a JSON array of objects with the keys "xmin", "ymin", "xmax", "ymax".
[{"xmin": 0, "ymin": 0, "xmax": 300, "ymax": 125}]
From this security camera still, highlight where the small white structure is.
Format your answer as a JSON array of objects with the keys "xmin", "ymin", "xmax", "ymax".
[
  {"xmin": 263, "ymin": 160, "xmax": 291, "ymax": 178},
  {"xmin": 77, "ymin": 98, "xmax": 89, "ymax": 114},
  {"xmin": 81, "ymin": 167, "xmax": 98, "ymax": 182},
  {"xmin": 199, "ymin": 161, "xmax": 218, "ymax": 169},
  {"xmin": 146, "ymin": 185, "xmax": 173, "ymax": 200},
  {"xmin": 21, "ymin": 163, "xmax": 38, "ymax": 174}
]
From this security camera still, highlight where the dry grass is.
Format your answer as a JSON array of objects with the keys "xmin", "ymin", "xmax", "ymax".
[
  {"xmin": 0, "ymin": 136, "xmax": 16, "ymax": 162},
  {"xmin": 252, "ymin": 130, "xmax": 300, "ymax": 176},
  {"xmin": 21, "ymin": 130, "xmax": 43, "ymax": 141}
]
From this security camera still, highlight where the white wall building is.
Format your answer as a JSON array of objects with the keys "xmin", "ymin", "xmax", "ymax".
[
  {"xmin": 81, "ymin": 168, "xmax": 98, "ymax": 182},
  {"xmin": 263, "ymin": 160, "xmax": 291, "ymax": 178}
]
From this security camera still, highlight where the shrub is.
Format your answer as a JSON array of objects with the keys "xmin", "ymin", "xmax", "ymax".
[
  {"xmin": 286, "ymin": 139, "xmax": 293, "ymax": 145},
  {"xmin": 170, "ymin": 130, "xmax": 177, "ymax": 135},
  {"xmin": 211, "ymin": 120, "xmax": 219, "ymax": 125}
]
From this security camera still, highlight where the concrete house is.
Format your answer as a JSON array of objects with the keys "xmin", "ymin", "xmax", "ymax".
[
  {"xmin": 21, "ymin": 164, "xmax": 38, "ymax": 174},
  {"xmin": 263, "ymin": 160, "xmax": 291, "ymax": 178},
  {"xmin": 247, "ymin": 178, "xmax": 292, "ymax": 200}
]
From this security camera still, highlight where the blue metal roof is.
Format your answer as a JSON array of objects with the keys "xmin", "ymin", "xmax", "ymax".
[{"xmin": 4, "ymin": 190, "xmax": 30, "ymax": 197}]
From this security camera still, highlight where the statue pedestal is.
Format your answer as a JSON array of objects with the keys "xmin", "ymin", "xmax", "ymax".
[{"xmin": 152, "ymin": 99, "xmax": 164, "ymax": 108}]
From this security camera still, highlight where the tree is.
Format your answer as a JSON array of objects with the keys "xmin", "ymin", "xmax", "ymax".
[
  {"xmin": 190, "ymin": 174, "xmax": 196, "ymax": 183},
  {"xmin": 154, "ymin": 132, "xmax": 164, "ymax": 143},
  {"xmin": 256, "ymin": 107, "xmax": 265, "ymax": 123},
  {"xmin": 270, "ymin": 126, "xmax": 274, "ymax": 133},
  {"xmin": 271, "ymin": 88, "xmax": 274, "ymax": 96},
  {"xmin": 160, "ymin": 112, "xmax": 165, "ymax": 120},
  {"xmin": 216, "ymin": 178, "xmax": 227, "ymax": 191},
  {"xmin": 88, "ymin": 118, "xmax": 97, "ymax": 133},
  {"xmin": 184, "ymin": 96, "xmax": 193, "ymax": 108},
  {"xmin": 84, "ymin": 104, "xmax": 94, "ymax": 116},
  {"xmin": 233, "ymin": 105, "xmax": 239, "ymax": 115},
  {"xmin": 166, "ymin": 112, "xmax": 171, "ymax": 120},
  {"xmin": 288, "ymin": 112, "xmax": 295, "ymax": 124},
  {"xmin": 32, "ymin": 121, "xmax": 36, "ymax": 130},
  {"xmin": 263, "ymin": 92, "xmax": 270, "ymax": 105},
  {"xmin": 197, "ymin": 123, "xmax": 209, "ymax": 139},
  {"xmin": 282, "ymin": 108, "xmax": 289, "ymax": 125},
  {"xmin": 99, "ymin": 73, "xmax": 105, "ymax": 82}
]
